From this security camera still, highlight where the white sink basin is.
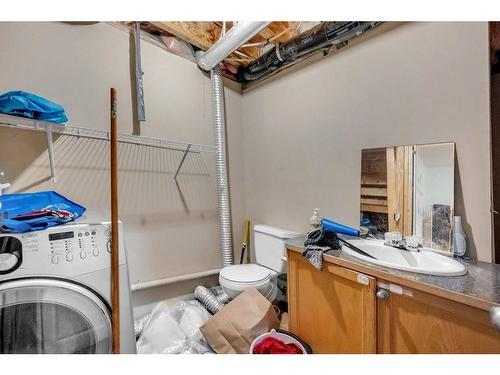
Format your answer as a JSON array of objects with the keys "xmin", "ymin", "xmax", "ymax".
[{"xmin": 341, "ymin": 239, "xmax": 467, "ymax": 276}]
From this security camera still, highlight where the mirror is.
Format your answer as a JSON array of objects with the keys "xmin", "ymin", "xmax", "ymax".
[{"xmin": 360, "ymin": 142, "xmax": 455, "ymax": 253}]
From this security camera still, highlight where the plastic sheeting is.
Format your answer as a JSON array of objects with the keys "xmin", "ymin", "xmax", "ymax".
[
  {"xmin": 136, "ymin": 300, "xmax": 213, "ymax": 354},
  {"xmin": 0, "ymin": 91, "xmax": 68, "ymax": 123}
]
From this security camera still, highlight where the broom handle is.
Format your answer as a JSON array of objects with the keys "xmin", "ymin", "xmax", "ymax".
[
  {"xmin": 246, "ymin": 220, "xmax": 251, "ymax": 263},
  {"xmin": 110, "ymin": 88, "xmax": 120, "ymax": 354}
]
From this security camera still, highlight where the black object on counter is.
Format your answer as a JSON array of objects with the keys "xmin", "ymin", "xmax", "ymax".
[
  {"xmin": 338, "ymin": 237, "xmax": 377, "ymax": 260},
  {"xmin": 304, "ymin": 228, "xmax": 341, "ymax": 249},
  {"xmin": 303, "ymin": 228, "xmax": 341, "ymax": 270}
]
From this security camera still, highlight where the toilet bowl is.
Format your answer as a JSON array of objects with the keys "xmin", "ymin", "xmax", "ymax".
[
  {"xmin": 218, "ymin": 225, "xmax": 300, "ymax": 301},
  {"xmin": 219, "ymin": 264, "xmax": 276, "ymax": 300}
]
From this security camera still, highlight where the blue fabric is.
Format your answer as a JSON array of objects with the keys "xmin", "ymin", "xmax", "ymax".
[
  {"xmin": 0, "ymin": 91, "xmax": 68, "ymax": 124},
  {"xmin": 0, "ymin": 191, "xmax": 85, "ymax": 233}
]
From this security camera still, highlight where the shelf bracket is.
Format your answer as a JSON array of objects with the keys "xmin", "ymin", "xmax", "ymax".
[
  {"xmin": 173, "ymin": 144, "xmax": 192, "ymax": 182},
  {"xmin": 46, "ymin": 127, "xmax": 57, "ymax": 182}
]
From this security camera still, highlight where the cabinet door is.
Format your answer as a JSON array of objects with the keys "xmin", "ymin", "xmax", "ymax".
[
  {"xmin": 287, "ymin": 250, "xmax": 377, "ymax": 353},
  {"xmin": 377, "ymin": 281, "xmax": 500, "ymax": 353}
]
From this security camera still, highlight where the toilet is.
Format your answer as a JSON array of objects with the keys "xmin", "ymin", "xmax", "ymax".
[{"xmin": 219, "ymin": 225, "xmax": 301, "ymax": 300}]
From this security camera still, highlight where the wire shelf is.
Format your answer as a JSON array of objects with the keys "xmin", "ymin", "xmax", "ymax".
[{"xmin": 0, "ymin": 113, "xmax": 217, "ymax": 154}]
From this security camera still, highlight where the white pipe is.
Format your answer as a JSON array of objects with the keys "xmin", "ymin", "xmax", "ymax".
[
  {"xmin": 197, "ymin": 21, "xmax": 270, "ymax": 71},
  {"xmin": 130, "ymin": 268, "xmax": 220, "ymax": 291}
]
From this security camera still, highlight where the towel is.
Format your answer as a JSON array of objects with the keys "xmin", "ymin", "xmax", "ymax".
[
  {"xmin": 303, "ymin": 228, "xmax": 341, "ymax": 270},
  {"xmin": 253, "ymin": 337, "xmax": 303, "ymax": 354}
]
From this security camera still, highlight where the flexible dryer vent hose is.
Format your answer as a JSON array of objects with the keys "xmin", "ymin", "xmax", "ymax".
[
  {"xmin": 194, "ymin": 286, "xmax": 224, "ymax": 314},
  {"xmin": 211, "ymin": 66, "xmax": 234, "ymax": 268},
  {"xmin": 192, "ymin": 67, "xmax": 235, "ymax": 316}
]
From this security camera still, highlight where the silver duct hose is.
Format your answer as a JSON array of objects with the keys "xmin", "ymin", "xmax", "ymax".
[
  {"xmin": 191, "ymin": 65, "xmax": 235, "ymax": 315},
  {"xmin": 211, "ymin": 66, "xmax": 234, "ymax": 268},
  {"xmin": 194, "ymin": 286, "xmax": 224, "ymax": 314},
  {"xmin": 215, "ymin": 290, "xmax": 231, "ymax": 304}
]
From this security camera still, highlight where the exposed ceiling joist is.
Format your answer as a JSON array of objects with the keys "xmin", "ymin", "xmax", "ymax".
[
  {"xmin": 150, "ymin": 21, "xmax": 301, "ymax": 64},
  {"xmin": 115, "ymin": 21, "xmax": 387, "ymax": 88},
  {"xmin": 150, "ymin": 21, "xmax": 220, "ymax": 51}
]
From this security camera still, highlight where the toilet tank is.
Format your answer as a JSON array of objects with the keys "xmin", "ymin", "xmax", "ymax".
[{"xmin": 254, "ymin": 225, "xmax": 301, "ymax": 273}]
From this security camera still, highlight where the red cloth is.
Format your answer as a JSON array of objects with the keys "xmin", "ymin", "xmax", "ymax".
[{"xmin": 253, "ymin": 337, "xmax": 303, "ymax": 354}]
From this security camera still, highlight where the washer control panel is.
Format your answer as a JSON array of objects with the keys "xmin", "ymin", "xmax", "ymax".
[
  {"xmin": 0, "ymin": 222, "xmax": 125, "ymax": 278},
  {"xmin": 48, "ymin": 225, "xmax": 110, "ymax": 265}
]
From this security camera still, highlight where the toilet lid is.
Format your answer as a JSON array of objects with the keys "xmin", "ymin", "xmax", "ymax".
[{"xmin": 219, "ymin": 264, "xmax": 272, "ymax": 284}]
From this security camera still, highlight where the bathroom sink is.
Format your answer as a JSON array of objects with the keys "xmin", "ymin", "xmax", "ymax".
[{"xmin": 341, "ymin": 239, "xmax": 467, "ymax": 276}]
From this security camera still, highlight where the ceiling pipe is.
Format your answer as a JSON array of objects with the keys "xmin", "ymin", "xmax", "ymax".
[
  {"xmin": 196, "ymin": 21, "xmax": 270, "ymax": 71},
  {"xmin": 238, "ymin": 22, "xmax": 381, "ymax": 84}
]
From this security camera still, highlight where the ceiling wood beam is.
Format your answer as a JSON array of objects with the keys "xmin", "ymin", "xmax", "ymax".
[
  {"xmin": 150, "ymin": 21, "xmax": 220, "ymax": 51},
  {"xmin": 151, "ymin": 21, "xmax": 261, "ymax": 60},
  {"xmin": 147, "ymin": 21, "xmax": 313, "ymax": 68},
  {"xmin": 257, "ymin": 21, "xmax": 300, "ymax": 43}
]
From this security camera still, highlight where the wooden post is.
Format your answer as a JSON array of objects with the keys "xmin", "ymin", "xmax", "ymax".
[{"xmin": 110, "ymin": 88, "xmax": 120, "ymax": 354}]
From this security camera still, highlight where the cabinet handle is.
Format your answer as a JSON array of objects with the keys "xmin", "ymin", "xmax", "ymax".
[
  {"xmin": 491, "ymin": 307, "xmax": 500, "ymax": 331},
  {"xmin": 376, "ymin": 289, "xmax": 389, "ymax": 300}
]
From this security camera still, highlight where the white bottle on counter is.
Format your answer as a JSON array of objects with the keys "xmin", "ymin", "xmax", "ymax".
[
  {"xmin": 453, "ymin": 216, "xmax": 467, "ymax": 257},
  {"xmin": 309, "ymin": 208, "xmax": 322, "ymax": 231}
]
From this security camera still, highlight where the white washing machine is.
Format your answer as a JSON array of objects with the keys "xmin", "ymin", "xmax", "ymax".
[{"xmin": 0, "ymin": 220, "xmax": 136, "ymax": 354}]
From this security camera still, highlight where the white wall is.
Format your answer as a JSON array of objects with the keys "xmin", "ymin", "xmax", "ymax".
[
  {"xmin": 0, "ymin": 22, "xmax": 245, "ymax": 312},
  {"xmin": 241, "ymin": 22, "xmax": 492, "ymax": 262}
]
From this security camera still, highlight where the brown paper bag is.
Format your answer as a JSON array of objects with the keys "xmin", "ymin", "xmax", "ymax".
[{"xmin": 200, "ymin": 287, "xmax": 279, "ymax": 354}]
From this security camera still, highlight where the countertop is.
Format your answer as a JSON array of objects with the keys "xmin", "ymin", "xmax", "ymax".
[{"xmin": 286, "ymin": 236, "xmax": 500, "ymax": 310}]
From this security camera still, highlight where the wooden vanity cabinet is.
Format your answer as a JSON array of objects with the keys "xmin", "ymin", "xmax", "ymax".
[
  {"xmin": 377, "ymin": 281, "xmax": 500, "ymax": 353},
  {"xmin": 287, "ymin": 250, "xmax": 377, "ymax": 353},
  {"xmin": 287, "ymin": 249, "xmax": 500, "ymax": 354}
]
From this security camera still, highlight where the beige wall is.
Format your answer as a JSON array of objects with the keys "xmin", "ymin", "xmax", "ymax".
[
  {"xmin": 0, "ymin": 20, "xmax": 494, "ymax": 317},
  {"xmin": 241, "ymin": 22, "xmax": 493, "ymax": 262},
  {"xmin": 0, "ymin": 22, "xmax": 245, "ymax": 312}
]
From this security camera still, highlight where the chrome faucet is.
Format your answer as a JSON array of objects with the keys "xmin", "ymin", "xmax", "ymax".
[
  {"xmin": 394, "ymin": 238, "xmax": 421, "ymax": 252},
  {"xmin": 384, "ymin": 232, "xmax": 422, "ymax": 252}
]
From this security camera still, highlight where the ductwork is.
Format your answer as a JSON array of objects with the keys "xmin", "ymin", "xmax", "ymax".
[
  {"xmin": 197, "ymin": 21, "xmax": 270, "ymax": 71},
  {"xmin": 211, "ymin": 66, "xmax": 234, "ymax": 268},
  {"xmin": 238, "ymin": 21, "xmax": 381, "ymax": 83},
  {"xmin": 194, "ymin": 286, "xmax": 224, "ymax": 314},
  {"xmin": 195, "ymin": 23, "xmax": 277, "ymax": 313},
  {"xmin": 193, "ymin": 286, "xmax": 231, "ymax": 314},
  {"xmin": 197, "ymin": 23, "xmax": 271, "ymax": 269}
]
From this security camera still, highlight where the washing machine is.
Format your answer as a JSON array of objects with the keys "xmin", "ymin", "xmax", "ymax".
[{"xmin": 0, "ymin": 220, "xmax": 136, "ymax": 354}]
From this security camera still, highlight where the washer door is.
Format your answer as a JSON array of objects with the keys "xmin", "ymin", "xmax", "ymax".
[{"xmin": 0, "ymin": 278, "xmax": 112, "ymax": 354}]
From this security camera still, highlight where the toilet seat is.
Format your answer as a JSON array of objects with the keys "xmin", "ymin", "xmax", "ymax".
[
  {"xmin": 219, "ymin": 264, "xmax": 275, "ymax": 299},
  {"xmin": 220, "ymin": 264, "xmax": 272, "ymax": 286}
]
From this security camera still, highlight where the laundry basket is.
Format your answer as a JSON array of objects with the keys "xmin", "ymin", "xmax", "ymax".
[{"xmin": 249, "ymin": 328, "xmax": 312, "ymax": 354}]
